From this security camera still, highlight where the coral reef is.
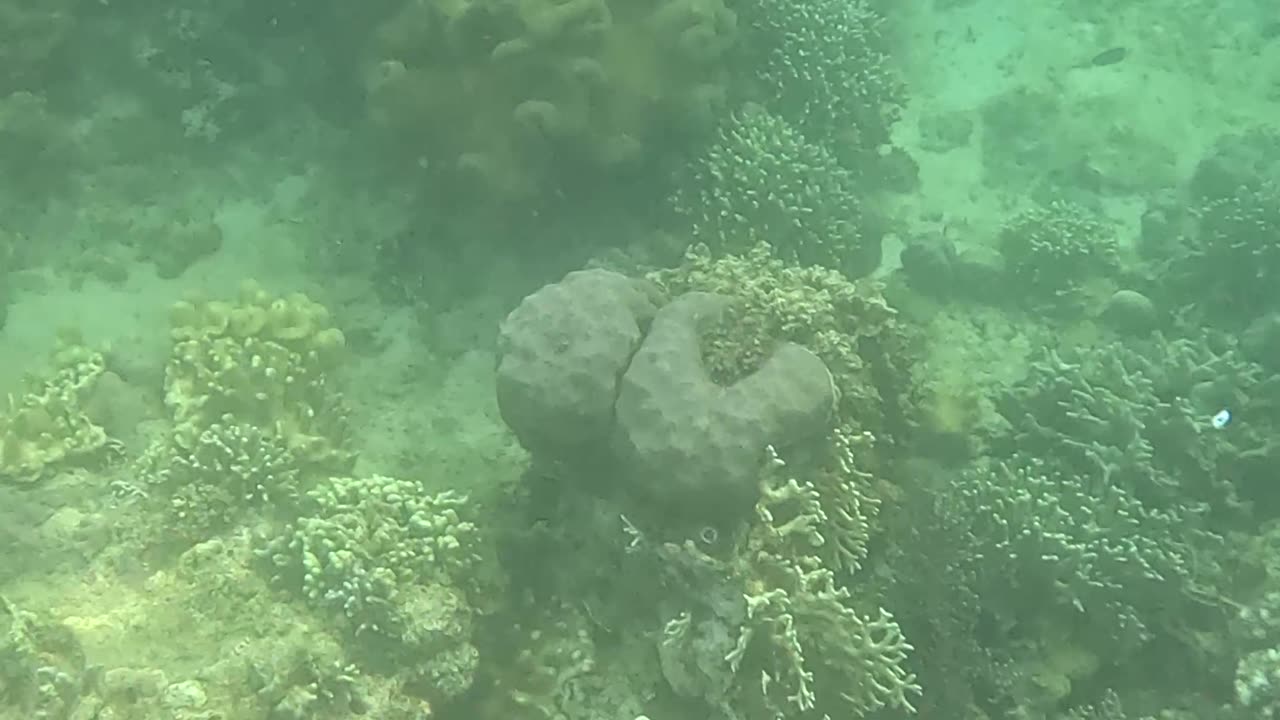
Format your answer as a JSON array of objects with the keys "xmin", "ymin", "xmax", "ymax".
[
  {"xmin": 996, "ymin": 333, "xmax": 1280, "ymax": 521},
  {"xmin": 496, "ymin": 265, "xmax": 839, "ymax": 528},
  {"xmin": 651, "ymin": 242, "xmax": 912, "ymax": 445},
  {"xmin": 154, "ymin": 420, "xmax": 301, "ymax": 531},
  {"xmin": 1188, "ymin": 178, "xmax": 1280, "ymax": 319},
  {"xmin": 363, "ymin": 0, "xmax": 736, "ymax": 201},
  {"xmin": 649, "ymin": 448, "xmax": 917, "ymax": 719},
  {"xmin": 0, "ymin": 597, "xmax": 89, "ymax": 720},
  {"xmin": 733, "ymin": 0, "xmax": 903, "ymax": 154},
  {"xmin": 998, "ymin": 200, "xmax": 1118, "ymax": 308},
  {"xmin": 0, "ymin": 343, "xmax": 116, "ymax": 484},
  {"xmin": 258, "ymin": 473, "xmax": 482, "ymax": 705},
  {"xmin": 612, "ymin": 292, "xmax": 837, "ymax": 525},
  {"xmin": 670, "ymin": 105, "xmax": 878, "ymax": 276},
  {"xmin": 496, "ymin": 269, "xmax": 663, "ymax": 461},
  {"xmin": 163, "ymin": 281, "xmax": 352, "ymax": 471}
]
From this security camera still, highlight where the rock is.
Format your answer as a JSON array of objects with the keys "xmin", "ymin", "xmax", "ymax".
[
  {"xmin": 1100, "ymin": 289, "xmax": 1158, "ymax": 335},
  {"xmin": 162, "ymin": 680, "xmax": 208, "ymax": 710},
  {"xmin": 899, "ymin": 235, "xmax": 956, "ymax": 295}
]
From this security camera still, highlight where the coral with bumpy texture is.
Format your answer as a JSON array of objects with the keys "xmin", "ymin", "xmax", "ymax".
[
  {"xmin": 496, "ymin": 269, "xmax": 663, "ymax": 460},
  {"xmin": 0, "ymin": 343, "xmax": 114, "ymax": 484},
  {"xmin": 651, "ymin": 242, "xmax": 908, "ymax": 442},
  {"xmin": 736, "ymin": 0, "xmax": 903, "ymax": 152},
  {"xmin": 496, "ymin": 268, "xmax": 837, "ymax": 527},
  {"xmin": 258, "ymin": 474, "xmax": 482, "ymax": 702},
  {"xmin": 364, "ymin": 0, "xmax": 735, "ymax": 201},
  {"xmin": 1192, "ymin": 179, "xmax": 1280, "ymax": 317},
  {"xmin": 164, "ymin": 281, "xmax": 351, "ymax": 472},
  {"xmin": 998, "ymin": 200, "xmax": 1117, "ymax": 306},
  {"xmin": 157, "ymin": 420, "xmax": 301, "ymax": 530},
  {"xmin": 612, "ymin": 292, "xmax": 837, "ymax": 524},
  {"xmin": 671, "ymin": 105, "xmax": 876, "ymax": 276}
]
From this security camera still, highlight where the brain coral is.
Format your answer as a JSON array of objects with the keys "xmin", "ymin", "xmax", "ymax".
[{"xmin": 363, "ymin": 0, "xmax": 736, "ymax": 200}]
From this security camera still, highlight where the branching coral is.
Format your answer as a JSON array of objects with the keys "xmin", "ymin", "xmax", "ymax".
[
  {"xmin": 155, "ymin": 420, "xmax": 300, "ymax": 531},
  {"xmin": 953, "ymin": 457, "xmax": 1200, "ymax": 649},
  {"xmin": 670, "ymin": 106, "xmax": 877, "ymax": 276},
  {"xmin": 714, "ymin": 449, "xmax": 916, "ymax": 718},
  {"xmin": 998, "ymin": 200, "xmax": 1118, "ymax": 307},
  {"xmin": 163, "ymin": 281, "xmax": 351, "ymax": 472},
  {"xmin": 1189, "ymin": 179, "xmax": 1280, "ymax": 319},
  {"xmin": 997, "ymin": 333, "xmax": 1280, "ymax": 522},
  {"xmin": 258, "ymin": 473, "xmax": 483, "ymax": 703},
  {"xmin": 733, "ymin": 0, "xmax": 903, "ymax": 153}
]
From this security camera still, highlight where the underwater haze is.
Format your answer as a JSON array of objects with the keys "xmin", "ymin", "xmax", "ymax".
[{"xmin": 2, "ymin": 0, "xmax": 1280, "ymax": 717}]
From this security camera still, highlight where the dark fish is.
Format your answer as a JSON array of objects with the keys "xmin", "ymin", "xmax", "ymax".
[{"xmin": 1088, "ymin": 46, "xmax": 1128, "ymax": 66}]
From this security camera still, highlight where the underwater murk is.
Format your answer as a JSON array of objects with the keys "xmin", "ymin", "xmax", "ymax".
[{"xmin": 2, "ymin": 0, "xmax": 1280, "ymax": 718}]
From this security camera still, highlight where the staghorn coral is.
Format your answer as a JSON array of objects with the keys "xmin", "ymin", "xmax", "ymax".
[
  {"xmin": 997, "ymin": 333, "xmax": 1280, "ymax": 522},
  {"xmin": 670, "ymin": 105, "xmax": 877, "ymax": 276},
  {"xmin": 952, "ymin": 457, "xmax": 1199, "ymax": 651},
  {"xmin": 364, "ymin": 0, "xmax": 735, "ymax": 201},
  {"xmin": 998, "ymin": 200, "xmax": 1118, "ymax": 308},
  {"xmin": 0, "ymin": 343, "xmax": 116, "ymax": 484},
  {"xmin": 650, "ymin": 448, "xmax": 916, "ymax": 719}
]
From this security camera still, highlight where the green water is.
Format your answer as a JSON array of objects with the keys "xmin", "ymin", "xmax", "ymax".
[{"xmin": 1, "ymin": 0, "xmax": 1278, "ymax": 718}]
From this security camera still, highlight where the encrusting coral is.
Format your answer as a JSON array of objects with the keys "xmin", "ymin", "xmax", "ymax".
[{"xmin": 0, "ymin": 342, "xmax": 116, "ymax": 484}]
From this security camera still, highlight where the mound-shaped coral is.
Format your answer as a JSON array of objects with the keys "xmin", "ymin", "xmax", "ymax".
[
  {"xmin": 495, "ymin": 266, "xmax": 837, "ymax": 527},
  {"xmin": 612, "ymin": 292, "xmax": 836, "ymax": 523},
  {"xmin": 496, "ymin": 269, "xmax": 663, "ymax": 461},
  {"xmin": 363, "ymin": 0, "xmax": 736, "ymax": 201}
]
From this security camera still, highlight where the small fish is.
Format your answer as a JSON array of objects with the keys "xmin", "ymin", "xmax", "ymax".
[
  {"xmin": 1086, "ymin": 46, "xmax": 1128, "ymax": 67},
  {"xmin": 1211, "ymin": 409, "xmax": 1232, "ymax": 430}
]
